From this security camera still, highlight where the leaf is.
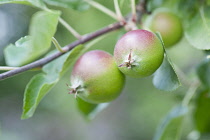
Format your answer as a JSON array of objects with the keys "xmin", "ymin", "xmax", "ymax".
[
  {"xmin": 21, "ymin": 45, "xmax": 84, "ymax": 119},
  {"xmin": 43, "ymin": 0, "xmax": 89, "ymax": 11},
  {"xmin": 177, "ymin": 0, "xmax": 198, "ymax": 18},
  {"xmin": 21, "ymin": 73, "xmax": 57, "ymax": 119},
  {"xmin": 194, "ymin": 90, "xmax": 210, "ymax": 133},
  {"xmin": 4, "ymin": 36, "xmax": 33, "ymax": 66},
  {"xmin": 196, "ymin": 57, "xmax": 210, "ymax": 89},
  {"xmin": 153, "ymin": 56, "xmax": 180, "ymax": 91},
  {"xmin": 4, "ymin": 10, "xmax": 60, "ymax": 66},
  {"xmin": 153, "ymin": 105, "xmax": 188, "ymax": 140},
  {"xmin": 0, "ymin": 0, "xmax": 46, "ymax": 8},
  {"xmin": 185, "ymin": 6, "xmax": 210, "ymax": 50},
  {"xmin": 29, "ymin": 10, "xmax": 60, "ymax": 53},
  {"xmin": 153, "ymin": 33, "xmax": 180, "ymax": 91},
  {"xmin": 77, "ymin": 98, "xmax": 109, "ymax": 120}
]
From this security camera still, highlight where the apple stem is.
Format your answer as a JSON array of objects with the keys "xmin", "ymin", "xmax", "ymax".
[
  {"xmin": 0, "ymin": 66, "xmax": 41, "ymax": 71},
  {"xmin": 58, "ymin": 17, "xmax": 82, "ymax": 39},
  {"xmin": 182, "ymin": 82, "xmax": 200, "ymax": 106},
  {"xmin": 130, "ymin": 0, "xmax": 137, "ymax": 22},
  {"xmin": 84, "ymin": 0, "xmax": 118, "ymax": 21},
  {"xmin": 114, "ymin": 0, "xmax": 126, "ymax": 24},
  {"xmin": 52, "ymin": 37, "xmax": 65, "ymax": 53}
]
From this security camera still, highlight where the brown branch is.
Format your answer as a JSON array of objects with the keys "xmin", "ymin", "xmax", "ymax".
[
  {"xmin": 0, "ymin": 0, "xmax": 148, "ymax": 80},
  {"xmin": 0, "ymin": 23, "xmax": 122, "ymax": 80}
]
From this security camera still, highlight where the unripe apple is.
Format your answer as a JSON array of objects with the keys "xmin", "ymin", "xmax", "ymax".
[
  {"xmin": 69, "ymin": 50, "xmax": 125, "ymax": 104},
  {"xmin": 145, "ymin": 8, "xmax": 183, "ymax": 47},
  {"xmin": 114, "ymin": 29, "xmax": 164, "ymax": 77}
]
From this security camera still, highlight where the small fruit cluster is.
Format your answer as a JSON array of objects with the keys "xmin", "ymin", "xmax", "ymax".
[
  {"xmin": 68, "ymin": 8, "xmax": 183, "ymax": 104},
  {"xmin": 68, "ymin": 29, "xmax": 164, "ymax": 104}
]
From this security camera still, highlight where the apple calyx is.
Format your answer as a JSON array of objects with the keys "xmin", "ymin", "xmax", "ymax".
[
  {"xmin": 118, "ymin": 49, "xmax": 137, "ymax": 69},
  {"xmin": 67, "ymin": 79, "xmax": 85, "ymax": 98}
]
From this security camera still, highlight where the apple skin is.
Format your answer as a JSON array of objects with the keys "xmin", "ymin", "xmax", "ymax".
[
  {"xmin": 145, "ymin": 8, "xmax": 183, "ymax": 47},
  {"xmin": 114, "ymin": 29, "xmax": 164, "ymax": 78},
  {"xmin": 70, "ymin": 50, "xmax": 125, "ymax": 104}
]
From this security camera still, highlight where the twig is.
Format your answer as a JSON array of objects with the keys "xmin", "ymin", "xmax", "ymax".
[
  {"xmin": 130, "ymin": 0, "xmax": 137, "ymax": 22},
  {"xmin": 0, "ymin": 66, "xmax": 19, "ymax": 71},
  {"xmin": 52, "ymin": 37, "xmax": 65, "ymax": 53},
  {"xmin": 58, "ymin": 18, "xmax": 81, "ymax": 39},
  {"xmin": 114, "ymin": 0, "xmax": 126, "ymax": 23},
  {"xmin": 173, "ymin": 64, "xmax": 192, "ymax": 87},
  {"xmin": 136, "ymin": 0, "xmax": 148, "ymax": 23},
  {"xmin": 182, "ymin": 82, "xmax": 200, "ymax": 106},
  {"xmin": 0, "ymin": 23, "xmax": 122, "ymax": 80},
  {"xmin": 0, "ymin": 1, "xmax": 148, "ymax": 80},
  {"xmin": 85, "ymin": 0, "xmax": 118, "ymax": 20},
  {"xmin": 0, "ymin": 66, "xmax": 41, "ymax": 71}
]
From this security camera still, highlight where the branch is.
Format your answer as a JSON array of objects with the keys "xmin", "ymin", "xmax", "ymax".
[
  {"xmin": 135, "ymin": 0, "xmax": 148, "ymax": 23},
  {"xmin": 0, "ymin": 0, "xmax": 148, "ymax": 80},
  {"xmin": 0, "ymin": 23, "xmax": 122, "ymax": 80}
]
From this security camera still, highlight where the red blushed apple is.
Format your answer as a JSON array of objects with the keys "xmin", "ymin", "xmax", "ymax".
[
  {"xmin": 114, "ymin": 29, "xmax": 164, "ymax": 77},
  {"xmin": 69, "ymin": 50, "xmax": 125, "ymax": 104}
]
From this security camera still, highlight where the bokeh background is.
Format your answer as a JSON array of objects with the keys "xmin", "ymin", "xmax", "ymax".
[{"xmin": 0, "ymin": 1, "xmax": 205, "ymax": 140}]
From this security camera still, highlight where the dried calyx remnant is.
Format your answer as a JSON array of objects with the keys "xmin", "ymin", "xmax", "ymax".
[
  {"xmin": 67, "ymin": 80, "xmax": 85, "ymax": 98},
  {"xmin": 118, "ymin": 49, "xmax": 137, "ymax": 69}
]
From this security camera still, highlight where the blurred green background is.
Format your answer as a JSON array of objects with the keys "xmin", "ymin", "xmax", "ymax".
[{"xmin": 0, "ymin": 1, "xmax": 205, "ymax": 140}]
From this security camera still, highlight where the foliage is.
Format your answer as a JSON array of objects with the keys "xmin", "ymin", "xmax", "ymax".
[
  {"xmin": 153, "ymin": 105, "xmax": 188, "ymax": 140},
  {"xmin": 0, "ymin": 0, "xmax": 210, "ymax": 139},
  {"xmin": 194, "ymin": 90, "xmax": 210, "ymax": 133},
  {"xmin": 153, "ymin": 33, "xmax": 180, "ymax": 91},
  {"xmin": 22, "ymin": 45, "xmax": 83, "ymax": 119},
  {"xmin": 4, "ymin": 10, "xmax": 60, "ymax": 66}
]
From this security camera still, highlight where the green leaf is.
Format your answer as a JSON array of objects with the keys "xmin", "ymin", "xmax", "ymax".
[
  {"xmin": 43, "ymin": 0, "xmax": 89, "ymax": 11},
  {"xmin": 197, "ymin": 57, "xmax": 210, "ymax": 89},
  {"xmin": 4, "ymin": 36, "xmax": 33, "ymax": 66},
  {"xmin": 153, "ymin": 33, "xmax": 180, "ymax": 91},
  {"xmin": 177, "ymin": 0, "xmax": 198, "ymax": 18},
  {"xmin": 153, "ymin": 105, "xmax": 188, "ymax": 140},
  {"xmin": 4, "ymin": 10, "xmax": 60, "ymax": 66},
  {"xmin": 77, "ymin": 98, "xmax": 109, "ymax": 120},
  {"xmin": 194, "ymin": 90, "xmax": 210, "ymax": 133},
  {"xmin": 0, "ymin": 0, "xmax": 47, "ymax": 8},
  {"xmin": 185, "ymin": 6, "xmax": 210, "ymax": 50},
  {"xmin": 21, "ymin": 45, "xmax": 84, "ymax": 119},
  {"xmin": 21, "ymin": 73, "xmax": 57, "ymax": 119},
  {"xmin": 29, "ymin": 10, "xmax": 60, "ymax": 60}
]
